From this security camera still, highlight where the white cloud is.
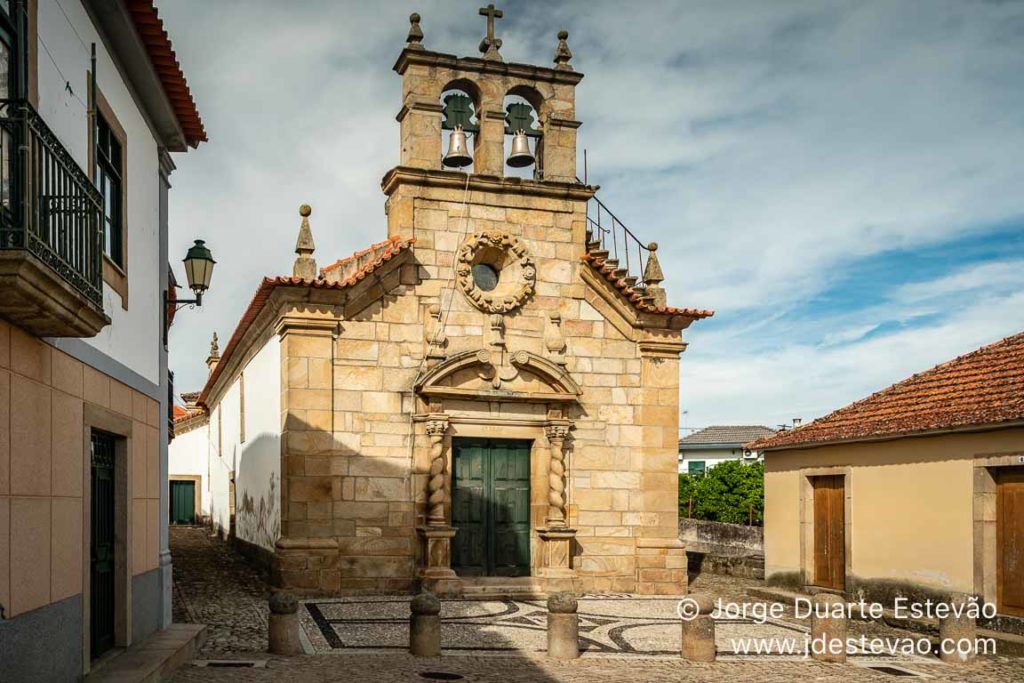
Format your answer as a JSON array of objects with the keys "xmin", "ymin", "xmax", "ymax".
[{"xmin": 158, "ymin": 1, "xmax": 1024, "ymax": 424}]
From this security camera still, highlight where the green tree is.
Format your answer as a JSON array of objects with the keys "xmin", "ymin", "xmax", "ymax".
[{"xmin": 678, "ymin": 460, "xmax": 764, "ymax": 525}]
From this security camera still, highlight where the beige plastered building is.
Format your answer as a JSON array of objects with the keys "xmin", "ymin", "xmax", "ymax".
[{"xmin": 753, "ymin": 331, "xmax": 1024, "ymax": 624}]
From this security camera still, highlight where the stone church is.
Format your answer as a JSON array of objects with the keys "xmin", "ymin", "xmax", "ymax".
[{"xmin": 185, "ymin": 8, "xmax": 712, "ymax": 596}]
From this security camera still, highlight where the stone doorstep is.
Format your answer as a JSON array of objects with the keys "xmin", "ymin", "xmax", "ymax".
[
  {"xmin": 460, "ymin": 577, "xmax": 548, "ymax": 600},
  {"xmin": 746, "ymin": 586, "xmax": 1024, "ymax": 657},
  {"xmin": 85, "ymin": 624, "xmax": 208, "ymax": 683}
]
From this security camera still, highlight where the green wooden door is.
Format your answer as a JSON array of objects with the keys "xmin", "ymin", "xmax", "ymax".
[
  {"xmin": 170, "ymin": 480, "xmax": 196, "ymax": 525},
  {"xmin": 451, "ymin": 439, "xmax": 531, "ymax": 576},
  {"xmin": 90, "ymin": 431, "xmax": 116, "ymax": 659}
]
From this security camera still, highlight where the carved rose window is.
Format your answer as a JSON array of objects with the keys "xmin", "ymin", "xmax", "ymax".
[{"xmin": 456, "ymin": 232, "xmax": 535, "ymax": 313}]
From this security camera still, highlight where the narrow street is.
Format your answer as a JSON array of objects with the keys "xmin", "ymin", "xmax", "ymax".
[{"xmin": 170, "ymin": 526, "xmax": 271, "ymax": 654}]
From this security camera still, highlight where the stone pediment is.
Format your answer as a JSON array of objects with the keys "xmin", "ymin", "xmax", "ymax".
[{"xmin": 415, "ymin": 349, "xmax": 581, "ymax": 403}]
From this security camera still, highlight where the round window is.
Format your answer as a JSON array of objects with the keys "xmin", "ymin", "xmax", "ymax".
[{"xmin": 471, "ymin": 263, "xmax": 500, "ymax": 291}]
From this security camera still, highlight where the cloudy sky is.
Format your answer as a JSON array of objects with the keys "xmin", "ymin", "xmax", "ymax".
[{"xmin": 161, "ymin": 0, "xmax": 1024, "ymax": 432}]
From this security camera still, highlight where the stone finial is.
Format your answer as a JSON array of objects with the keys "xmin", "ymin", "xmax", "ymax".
[
  {"xmin": 293, "ymin": 204, "xmax": 318, "ymax": 280},
  {"xmin": 553, "ymin": 30, "xmax": 573, "ymax": 70},
  {"xmin": 269, "ymin": 591, "xmax": 298, "ymax": 615},
  {"xmin": 206, "ymin": 332, "xmax": 220, "ymax": 374},
  {"xmin": 548, "ymin": 592, "xmax": 578, "ymax": 614},
  {"xmin": 478, "ymin": 4, "xmax": 504, "ymax": 61},
  {"xmin": 642, "ymin": 242, "xmax": 667, "ymax": 308},
  {"xmin": 406, "ymin": 12, "xmax": 424, "ymax": 49},
  {"xmin": 544, "ymin": 312, "xmax": 567, "ymax": 365},
  {"xmin": 411, "ymin": 591, "xmax": 441, "ymax": 616}
]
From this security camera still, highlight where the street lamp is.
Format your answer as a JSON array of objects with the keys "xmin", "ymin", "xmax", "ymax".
[
  {"xmin": 164, "ymin": 239, "xmax": 216, "ymax": 340},
  {"xmin": 180, "ymin": 239, "xmax": 215, "ymax": 305}
]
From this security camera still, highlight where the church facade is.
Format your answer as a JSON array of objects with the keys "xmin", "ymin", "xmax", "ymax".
[{"xmin": 189, "ymin": 10, "xmax": 711, "ymax": 596}]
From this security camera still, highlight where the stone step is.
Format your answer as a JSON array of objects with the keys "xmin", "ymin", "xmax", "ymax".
[
  {"xmin": 586, "ymin": 240, "xmax": 602, "ymax": 251},
  {"xmin": 85, "ymin": 623, "xmax": 207, "ymax": 683},
  {"xmin": 460, "ymin": 578, "xmax": 547, "ymax": 600},
  {"xmin": 588, "ymin": 249, "xmax": 609, "ymax": 260}
]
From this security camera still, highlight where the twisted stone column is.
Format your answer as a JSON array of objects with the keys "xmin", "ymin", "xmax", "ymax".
[
  {"xmin": 426, "ymin": 417, "xmax": 450, "ymax": 526},
  {"xmin": 546, "ymin": 424, "xmax": 570, "ymax": 527}
]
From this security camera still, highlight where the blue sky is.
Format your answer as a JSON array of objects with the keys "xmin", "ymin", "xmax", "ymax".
[{"xmin": 160, "ymin": 0, "xmax": 1024, "ymax": 430}]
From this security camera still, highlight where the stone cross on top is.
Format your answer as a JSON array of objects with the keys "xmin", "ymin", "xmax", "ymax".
[{"xmin": 478, "ymin": 3, "xmax": 503, "ymax": 61}]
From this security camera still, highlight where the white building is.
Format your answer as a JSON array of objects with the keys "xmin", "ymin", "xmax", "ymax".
[
  {"xmin": 678, "ymin": 425, "xmax": 777, "ymax": 475},
  {"xmin": 0, "ymin": 1, "xmax": 205, "ymax": 678}
]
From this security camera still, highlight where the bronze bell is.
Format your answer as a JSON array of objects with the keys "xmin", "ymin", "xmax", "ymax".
[
  {"xmin": 442, "ymin": 127, "xmax": 473, "ymax": 168},
  {"xmin": 506, "ymin": 129, "xmax": 535, "ymax": 168}
]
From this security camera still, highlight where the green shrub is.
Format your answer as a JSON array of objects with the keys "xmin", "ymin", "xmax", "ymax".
[{"xmin": 679, "ymin": 460, "xmax": 764, "ymax": 525}]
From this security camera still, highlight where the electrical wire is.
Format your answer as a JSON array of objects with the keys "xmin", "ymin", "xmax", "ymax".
[{"xmin": 52, "ymin": 0, "xmax": 91, "ymax": 56}]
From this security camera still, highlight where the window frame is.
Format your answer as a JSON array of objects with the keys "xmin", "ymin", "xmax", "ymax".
[
  {"xmin": 687, "ymin": 460, "xmax": 706, "ymax": 476},
  {"xmin": 88, "ymin": 82, "xmax": 128, "ymax": 307}
]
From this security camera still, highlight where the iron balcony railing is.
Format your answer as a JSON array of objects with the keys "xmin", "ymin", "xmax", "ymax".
[
  {"xmin": 0, "ymin": 99, "xmax": 104, "ymax": 309},
  {"xmin": 583, "ymin": 188, "xmax": 653, "ymax": 288}
]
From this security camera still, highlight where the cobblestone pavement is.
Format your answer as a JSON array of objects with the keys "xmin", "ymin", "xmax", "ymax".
[
  {"xmin": 170, "ymin": 526, "xmax": 1024, "ymax": 681},
  {"xmin": 170, "ymin": 525, "xmax": 270, "ymax": 653}
]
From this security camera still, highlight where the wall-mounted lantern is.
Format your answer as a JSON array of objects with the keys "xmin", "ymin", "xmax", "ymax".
[{"xmin": 164, "ymin": 239, "xmax": 216, "ymax": 340}]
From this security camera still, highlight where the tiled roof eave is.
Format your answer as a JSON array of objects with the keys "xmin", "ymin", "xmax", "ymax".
[
  {"xmin": 197, "ymin": 238, "xmax": 414, "ymax": 408},
  {"xmin": 580, "ymin": 252, "xmax": 714, "ymax": 319},
  {"xmin": 126, "ymin": 1, "xmax": 207, "ymax": 146},
  {"xmin": 757, "ymin": 418, "xmax": 1024, "ymax": 452}
]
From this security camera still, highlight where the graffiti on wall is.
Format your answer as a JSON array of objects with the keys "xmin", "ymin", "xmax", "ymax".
[{"xmin": 237, "ymin": 471, "xmax": 280, "ymax": 552}]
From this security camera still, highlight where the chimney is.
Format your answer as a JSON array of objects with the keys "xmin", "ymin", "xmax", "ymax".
[{"xmin": 792, "ymin": 418, "xmax": 802, "ymax": 428}]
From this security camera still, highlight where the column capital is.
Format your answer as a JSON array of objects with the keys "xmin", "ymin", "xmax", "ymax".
[
  {"xmin": 425, "ymin": 414, "xmax": 450, "ymax": 436},
  {"xmin": 545, "ymin": 421, "xmax": 571, "ymax": 441}
]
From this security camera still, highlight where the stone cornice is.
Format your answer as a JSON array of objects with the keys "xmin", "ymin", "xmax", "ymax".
[
  {"xmin": 638, "ymin": 338, "xmax": 687, "ymax": 359},
  {"xmin": 172, "ymin": 411, "xmax": 208, "ymax": 436},
  {"xmin": 381, "ymin": 166, "xmax": 598, "ymax": 200},
  {"xmin": 392, "ymin": 47, "xmax": 585, "ymax": 86}
]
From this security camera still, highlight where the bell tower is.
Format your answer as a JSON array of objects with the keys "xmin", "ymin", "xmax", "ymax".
[{"xmin": 388, "ymin": 8, "xmax": 584, "ymax": 185}]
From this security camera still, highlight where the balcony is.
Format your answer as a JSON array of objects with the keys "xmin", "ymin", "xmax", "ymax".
[{"xmin": 0, "ymin": 99, "xmax": 109, "ymax": 337}]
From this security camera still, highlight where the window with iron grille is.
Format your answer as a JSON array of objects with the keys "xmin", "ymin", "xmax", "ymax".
[{"xmin": 95, "ymin": 113, "xmax": 123, "ymax": 267}]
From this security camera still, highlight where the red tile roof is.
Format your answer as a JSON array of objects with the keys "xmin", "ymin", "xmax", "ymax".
[
  {"xmin": 127, "ymin": 1, "xmax": 207, "ymax": 147},
  {"xmin": 581, "ymin": 252, "xmax": 714, "ymax": 319},
  {"xmin": 198, "ymin": 238, "xmax": 414, "ymax": 406},
  {"xmin": 172, "ymin": 405, "xmax": 204, "ymax": 423},
  {"xmin": 752, "ymin": 331, "xmax": 1024, "ymax": 451},
  {"xmin": 320, "ymin": 236, "xmax": 413, "ymax": 285}
]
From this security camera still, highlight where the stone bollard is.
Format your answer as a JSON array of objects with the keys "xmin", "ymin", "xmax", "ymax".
[
  {"xmin": 680, "ymin": 593, "xmax": 716, "ymax": 662},
  {"xmin": 268, "ymin": 592, "xmax": 302, "ymax": 656},
  {"xmin": 547, "ymin": 592, "xmax": 580, "ymax": 659},
  {"xmin": 410, "ymin": 591, "xmax": 441, "ymax": 657},
  {"xmin": 939, "ymin": 593, "xmax": 977, "ymax": 664},
  {"xmin": 809, "ymin": 593, "xmax": 847, "ymax": 663}
]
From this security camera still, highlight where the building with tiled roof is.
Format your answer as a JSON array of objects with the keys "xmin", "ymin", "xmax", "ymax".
[
  {"xmin": 678, "ymin": 425, "xmax": 777, "ymax": 475},
  {"xmin": 174, "ymin": 8, "xmax": 713, "ymax": 599},
  {"xmin": 758, "ymin": 331, "xmax": 1024, "ymax": 623}
]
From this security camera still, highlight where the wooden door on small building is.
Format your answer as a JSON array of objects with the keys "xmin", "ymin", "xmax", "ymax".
[
  {"xmin": 90, "ymin": 431, "xmax": 117, "ymax": 659},
  {"xmin": 812, "ymin": 475, "xmax": 845, "ymax": 590},
  {"xmin": 997, "ymin": 467, "xmax": 1024, "ymax": 616},
  {"xmin": 451, "ymin": 439, "xmax": 531, "ymax": 576},
  {"xmin": 170, "ymin": 480, "xmax": 196, "ymax": 525}
]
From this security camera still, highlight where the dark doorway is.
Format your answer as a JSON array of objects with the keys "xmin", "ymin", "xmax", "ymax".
[
  {"xmin": 451, "ymin": 438, "xmax": 531, "ymax": 576},
  {"xmin": 90, "ymin": 431, "xmax": 117, "ymax": 659},
  {"xmin": 812, "ymin": 474, "xmax": 845, "ymax": 590},
  {"xmin": 997, "ymin": 467, "xmax": 1024, "ymax": 616},
  {"xmin": 170, "ymin": 480, "xmax": 196, "ymax": 525}
]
